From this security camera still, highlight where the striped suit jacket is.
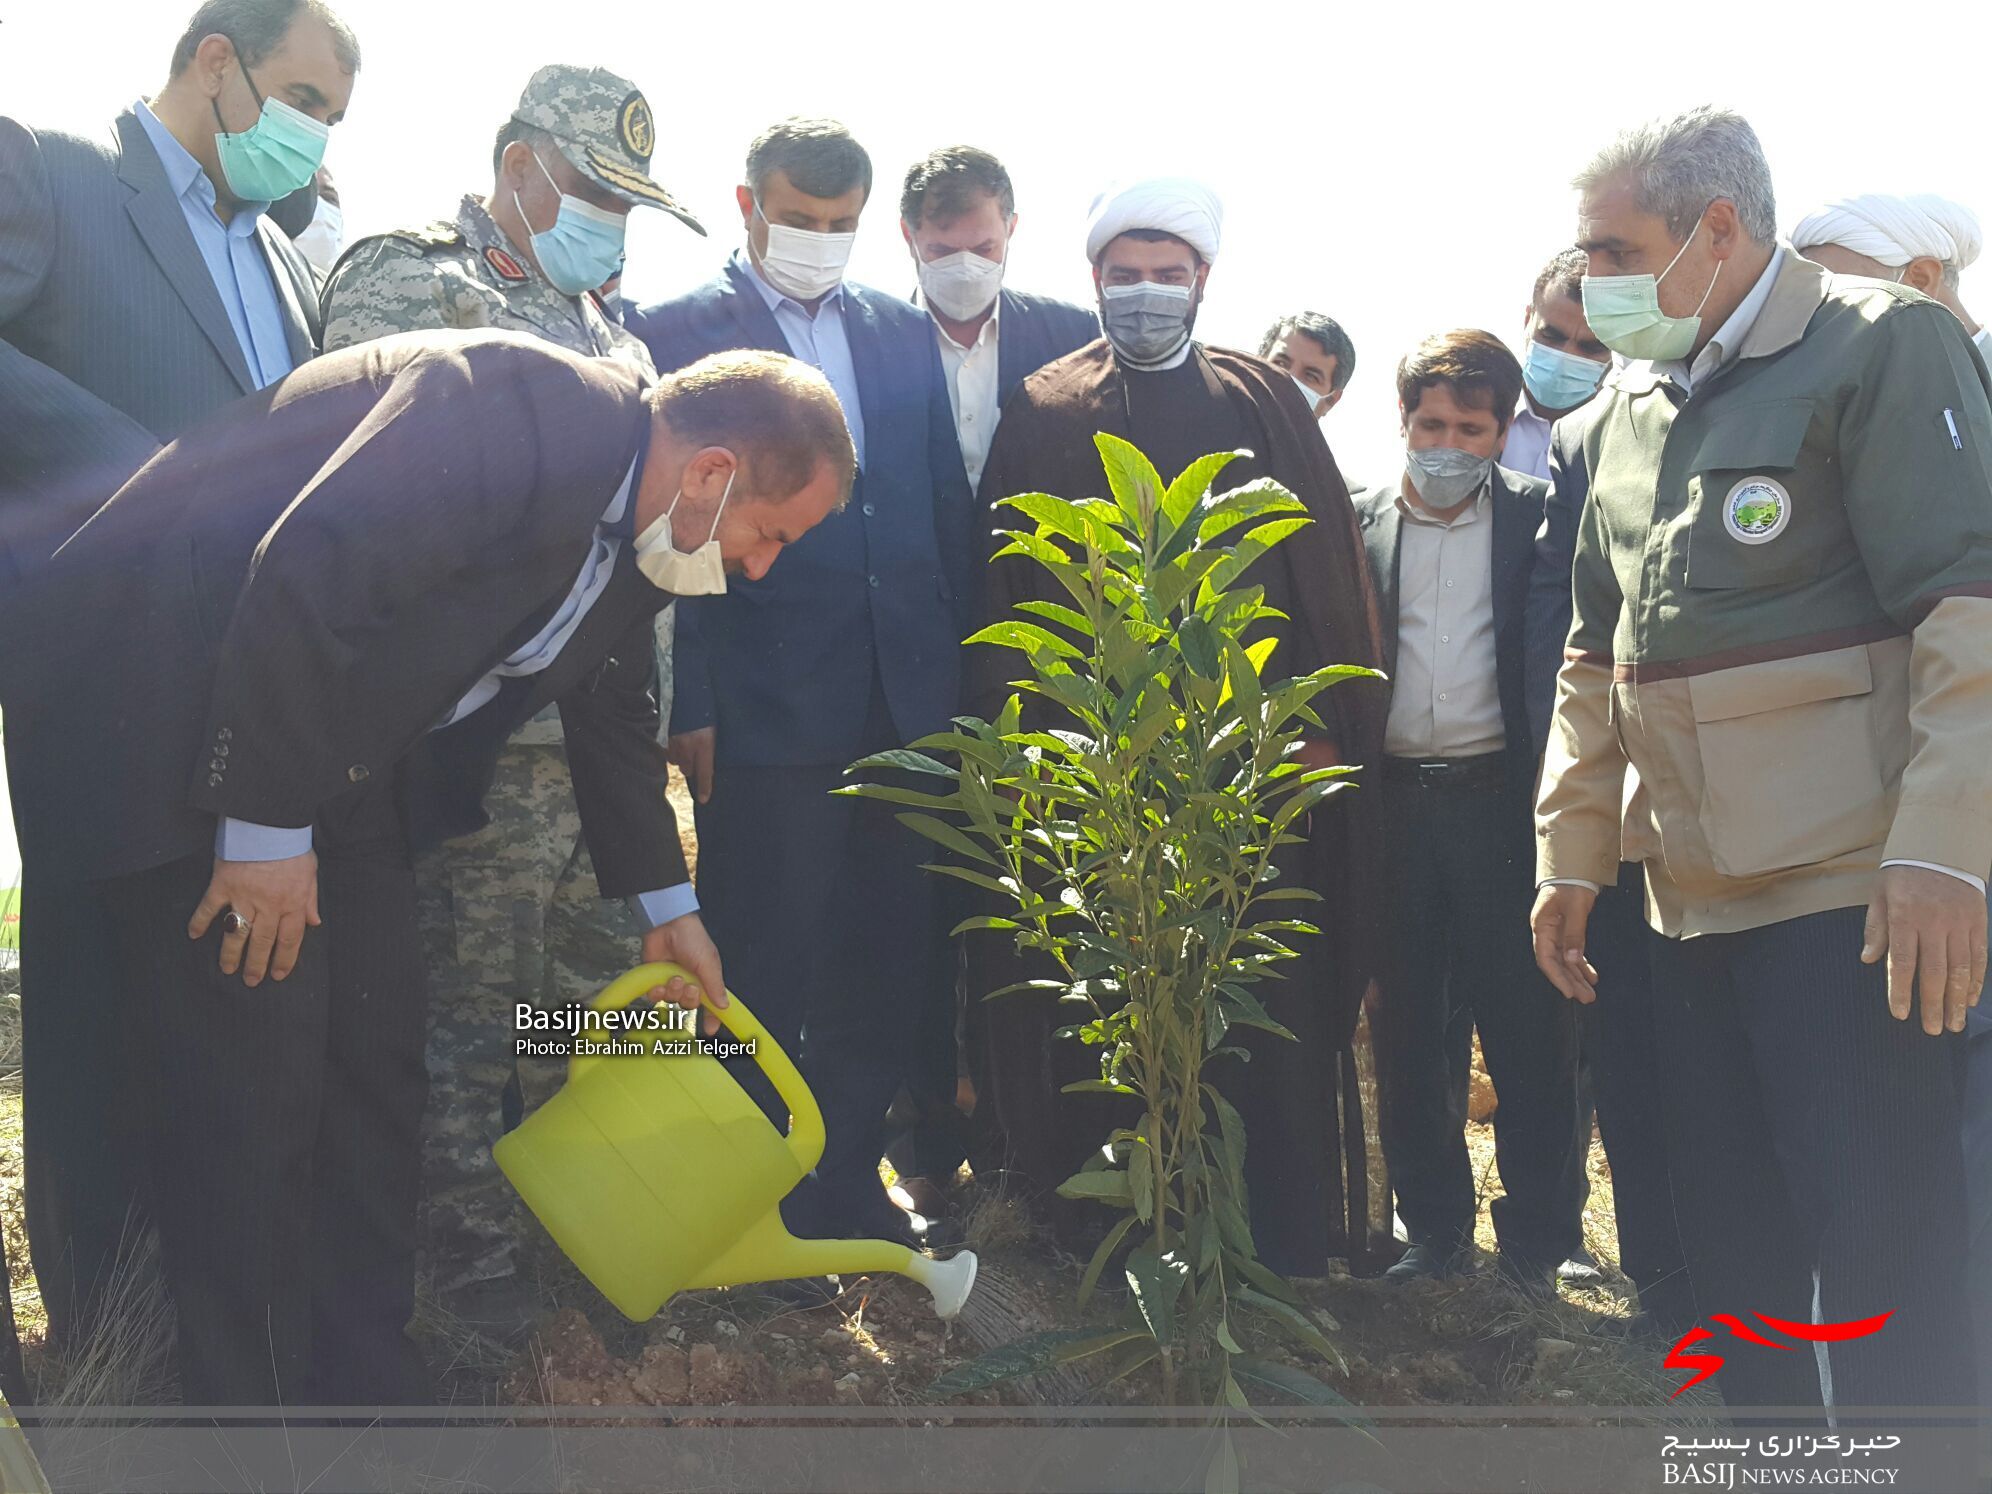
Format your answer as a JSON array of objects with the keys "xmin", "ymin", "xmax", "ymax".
[{"xmin": 0, "ymin": 107, "xmax": 320, "ymax": 578}]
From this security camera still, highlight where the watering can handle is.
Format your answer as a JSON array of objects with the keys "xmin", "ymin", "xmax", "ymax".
[{"xmin": 573, "ymin": 964, "xmax": 827, "ymax": 1175}]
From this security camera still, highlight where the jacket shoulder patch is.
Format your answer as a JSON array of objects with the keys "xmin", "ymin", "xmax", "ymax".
[{"xmin": 484, "ymin": 246, "xmax": 529, "ymax": 282}]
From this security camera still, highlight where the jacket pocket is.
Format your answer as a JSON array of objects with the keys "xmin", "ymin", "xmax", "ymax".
[
  {"xmin": 1685, "ymin": 400, "xmax": 1838, "ymax": 591},
  {"xmin": 1687, "ymin": 647, "xmax": 1888, "ymax": 878}
]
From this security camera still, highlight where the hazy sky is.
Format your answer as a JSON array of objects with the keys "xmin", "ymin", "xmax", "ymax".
[{"xmin": 4, "ymin": 0, "xmax": 1992, "ymax": 486}]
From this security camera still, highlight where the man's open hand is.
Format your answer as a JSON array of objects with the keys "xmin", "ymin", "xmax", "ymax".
[
  {"xmin": 1861, "ymin": 864, "xmax": 1986, "ymax": 1035},
  {"xmin": 188, "ymin": 852, "xmax": 321, "ymax": 986},
  {"xmin": 667, "ymin": 727, "xmax": 716, "ymax": 805},
  {"xmin": 1531, "ymin": 882, "xmax": 1599, "ymax": 1004},
  {"xmin": 643, "ymin": 912, "xmax": 728, "ymax": 1035}
]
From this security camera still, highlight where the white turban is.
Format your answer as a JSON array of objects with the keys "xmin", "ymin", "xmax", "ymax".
[
  {"xmin": 1790, "ymin": 192, "xmax": 1983, "ymax": 270},
  {"xmin": 1085, "ymin": 177, "xmax": 1224, "ymax": 265}
]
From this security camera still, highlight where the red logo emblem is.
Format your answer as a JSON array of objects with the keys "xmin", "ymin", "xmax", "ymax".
[
  {"xmin": 1665, "ymin": 1311, "xmax": 1893, "ymax": 1396},
  {"xmin": 484, "ymin": 247, "xmax": 529, "ymax": 283}
]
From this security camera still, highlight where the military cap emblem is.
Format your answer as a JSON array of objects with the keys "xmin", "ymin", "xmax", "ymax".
[
  {"xmin": 619, "ymin": 92, "xmax": 654, "ymax": 162},
  {"xmin": 509, "ymin": 64, "xmax": 704, "ymax": 237},
  {"xmin": 1724, "ymin": 476, "xmax": 1791, "ymax": 545}
]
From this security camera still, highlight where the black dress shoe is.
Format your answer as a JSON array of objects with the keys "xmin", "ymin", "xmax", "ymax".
[
  {"xmin": 1557, "ymin": 1247, "xmax": 1607, "ymax": 1285},
  {"xmin": 1383, "ymin": 1242, "xmax": 1467, "ymax": 1282}
]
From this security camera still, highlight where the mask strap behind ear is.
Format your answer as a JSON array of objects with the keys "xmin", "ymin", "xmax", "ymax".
[
  {"xmin": 1691, "ymin": 255, "xmax": 1723, "ymax": 319},
  {"xmin": 705, "ymin": 466, "xmax": 736, "ymax": 545},
  {"xmin": 1656, "ymin": 207, "xmax": 1710, "ymax": 285}
]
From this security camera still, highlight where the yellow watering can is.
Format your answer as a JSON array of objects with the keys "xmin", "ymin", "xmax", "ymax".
[{"xmin": 494, "ymin": 963, "xmax": 977, "ymax": 1322}]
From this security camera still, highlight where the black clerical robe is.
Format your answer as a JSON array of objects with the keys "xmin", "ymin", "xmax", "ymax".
[{"xmin": 968, "ymin": 339, "xmax": 1389, "ymax": 1274}]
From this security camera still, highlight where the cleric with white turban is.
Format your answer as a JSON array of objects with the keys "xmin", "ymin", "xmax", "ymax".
[
  {"xmin": 1793, "ymin": 192, "xmax": 1989, "ymax": 354},
  {"xmin": 965, "ymin": 169, "xmax": 1389, "ymax": 1283},
  {"xmin": 1084, "ymin": 176, "xmax": 1224, "ymax": 266}
]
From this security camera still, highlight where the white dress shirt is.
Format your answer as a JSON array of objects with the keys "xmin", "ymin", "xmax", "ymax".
[
  {"xmin": 1548, "ymin": 246, "xmax": 1984, "ymax": 895},
  {"xmin": 1501, "ymin": 406, "xmax": 1553, "ymax": 482},
  {"xmin": 1383, "ymin": 488, "xmax": 1504, "ymax": 759},
  {"xmin": 217, "ymin": 456, "xmax": 701, "ymax": 927},
  {"xmin": 920, "ymin": 292, "xmax": 1002, "ymax": 491}
]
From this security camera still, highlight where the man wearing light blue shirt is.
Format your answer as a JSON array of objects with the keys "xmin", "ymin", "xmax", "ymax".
[
  {"xmin": 0, "ymin": 0, "xmax": 354, "ymax": 1360},
  {"xmin": 131, "ymin": 100, "xmax": 296, "ymax": 389}
]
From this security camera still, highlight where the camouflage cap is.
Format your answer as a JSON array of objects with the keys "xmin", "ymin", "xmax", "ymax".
[{"xmin": 511, "ymin": 65, "xmax": 705, "ymax": 235}]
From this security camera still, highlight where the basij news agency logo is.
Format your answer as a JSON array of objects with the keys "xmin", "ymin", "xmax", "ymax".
[{"xmin": 1666, "ymin": 1309, "xmax": 1892, "ymax": 1397}]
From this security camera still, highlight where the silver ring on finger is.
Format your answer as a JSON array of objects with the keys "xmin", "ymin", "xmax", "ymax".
[{"xmin": 221, "ymin": 910, "xmax": 253, "ymax": 938}]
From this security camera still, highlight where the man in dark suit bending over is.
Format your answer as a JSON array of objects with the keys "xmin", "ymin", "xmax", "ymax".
[{"xmin": 8, "ymin": 333, "xmax": 854, "ymax": 1405}]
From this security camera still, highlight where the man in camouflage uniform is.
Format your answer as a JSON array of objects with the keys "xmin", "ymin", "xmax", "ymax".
[{"xmin": 319, "ymin": 63, "xmax": 705, "ymax": 1316}]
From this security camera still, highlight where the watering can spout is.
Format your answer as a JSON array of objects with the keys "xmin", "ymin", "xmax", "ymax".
[
  {"xmin": 495, "ymin": 964, "xmax": 979, "ymax": 1322},
  {"xmin": 690, "ymin": 1208, "xmax": 980, "ymax": 1320}
]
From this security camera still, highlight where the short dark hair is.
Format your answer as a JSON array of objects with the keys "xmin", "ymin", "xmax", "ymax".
[
  {"xmin": 900, "ymin": 145, "xmax": 1014, "ymax": 225},
  {"xmin": 1396, "ymin": 329, "xmax": 1524, "ymax": 423},
  {"xmin": 1258, "ymin": 312, "xmax": 1356, "ymax": 391},
  {"xmin": 654, "ymin": 349, "xmax": 856, "ymax": 508},
  {"xmin": 1098, "ymin": 227, "xmax": 1202, "ymax": 267},
  {"xmin": 492, "ymin": 119, "xmax": 555, "ymax": 178},
  {"xmin": 170, "ymin": 0, "xmax": 360, "ymax": 77},
  {"xmin": 746, "ymin": 118, "xmax": 872, "ymax": 203},
  {"xmin": 1532, "ymin": 247, "xmax": 1588, "ymax": 308}
]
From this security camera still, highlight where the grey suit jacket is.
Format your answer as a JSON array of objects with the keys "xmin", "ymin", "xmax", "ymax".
[{"xmin": 0, "ymin": 108, "xmax": 320, "ymax": 576}]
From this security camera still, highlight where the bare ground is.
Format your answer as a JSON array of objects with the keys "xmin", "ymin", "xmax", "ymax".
[{"xmin": 0, "ymin": 778, "xmax": 1707, "ymax": 1415}]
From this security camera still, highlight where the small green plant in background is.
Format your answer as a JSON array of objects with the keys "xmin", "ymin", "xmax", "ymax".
[{"xmin": 841, "ymin": 434, "xmax": 1379, "ymax": 1442}]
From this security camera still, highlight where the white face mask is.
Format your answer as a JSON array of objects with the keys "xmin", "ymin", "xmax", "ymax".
[
  {"xmin": 917, "ymin": 246, "xmax": 1006, "ymax": 321},
  {"xmin": 754, "ymin": 201, "xmax": 855, "ymax": 301},
  {"xmin": 1289, "ymin": 371, "xmax": 1326, "ymax": 420},
  {"xmin": 635, "ymin": 467, "xmax": 735, "ymax": 595},
  {"xmin": 293, "ymin": 196, "xmax": 344, "ymax": 275}
]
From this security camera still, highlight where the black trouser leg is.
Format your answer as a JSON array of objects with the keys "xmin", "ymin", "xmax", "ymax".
[
  {"xmin": 694, "ymin": 766, "xmax": 835, "ymax": 1130},
  {"xmin": 305, "ymin": 798, "xmax": 433, "ymax": 1406},
  {"xmin": 19, "ymin": 878, "xmax": 145, "ymax": 1346},
  {"xmin": 695, "ymin": 751, "xmax": 943, "ymax": 1235},
  {"xmin": 1964, "ymin": 1009, "xmax": 1991, "ymax": 1398},
  {"xmin": 106, "ymin": 852, "xmax": 327, "ymax": 1403},
  {"xmin": 1651, "ymin": 908, "xmax": 1975, "ymax": 1410},
  {"xmin": 1581, "ymin": 868, "xmax": 1693, "ymax": 1327},
  {"xmin": 1445, "ymin": 792, "xmax": 1582, "ymax": 1272},
  {"xmin": 1218, "ymin": 828, "xmax": 1345, "ymax": 1278},
  {"xmin": 809, "ymin": 779, "xmax": 938, "ymax": 1217},
  {"xmin": 1373, "ymin": 770, "xmax": 1581, "ymax": 1266},
  {"xmin": 100, "ymin": 791, "xmax": 431, "ymax": 1406},
  {"xmin": 1373, "ymin": 775, "xmax": 1480, "ymax": 1254},
  {"xmin": 896, "ymin": 891, "xmax": 972, "ymax": 1184}
]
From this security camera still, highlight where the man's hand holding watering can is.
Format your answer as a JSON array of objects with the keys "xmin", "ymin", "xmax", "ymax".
[{"xmin": 644, "ymin": 912, "xmax": 728, "ymax": 1035}]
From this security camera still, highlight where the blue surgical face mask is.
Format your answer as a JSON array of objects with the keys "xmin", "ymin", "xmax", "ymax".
[
  {"xmin": 211, "ymin": 53, "xmax": 329, "ymax": 204},
  {"xmin": 515, "ymin": 150, "xmax": 629, "ymax": 297},
  {"xmin": 1521, "ymin": 338, "xmax": 1608, "ymax": 412}
]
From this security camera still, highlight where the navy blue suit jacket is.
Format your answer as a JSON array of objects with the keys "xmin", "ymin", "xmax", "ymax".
[
  {"xmin": 992, "ymin": 288, "xmax": 1098, "ymax": 412},
  {"xmin": 1355, "ymin": 466, "xmax": 1547, "ymax": 798},
  {"xmin": 1523, "ymin": 410, "xmax": 1597, "ymax": 762},
  {"xmin": 629, "ymin": 259, "xmax": 973, "ymax": 768}
]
